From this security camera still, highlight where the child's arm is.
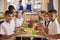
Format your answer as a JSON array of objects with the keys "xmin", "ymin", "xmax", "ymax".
[
  {"xmin": 1, "ymin": 25, "xmax": 17, "ymax": 39},
  {"xmin": 43, "ymin": 28, "xmax": 60, "ymax": 39},
  {"xmin": 48, "ymin": 34, "xmax": 60, "ymax": 39},
  {"xmin": 1, "ymin": 33, "xmax": 17, "ymax": 39},
  {"xmin": 40, "ymin": 21, "xmax": 49, "ymax": 34},
  {"xmin": 1, "ymin": 29, "xmax": 17, "ymax": 39}
]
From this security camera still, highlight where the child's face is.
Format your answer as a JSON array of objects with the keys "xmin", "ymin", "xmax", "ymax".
[
  {"xmin": 19, "ymin": 1, "xmax": 22, "ymax": 4},
  {"xmin": 17, "ymin": 13, "xmax": 22, "ymax": 18},
  {"xmin": 5, "ymin": 14, "xmax": 13, "ymax": 22},
  {"xmin": 48, "ymin": 13, "xmax": 55, "ymax": 21},
  {"xmin": 13, "ymin": 10, "xmax": 16, "ymax": 15},
  {"xmin": 44, "ymin": 14, "xmax": 49, "ymax": 21}
]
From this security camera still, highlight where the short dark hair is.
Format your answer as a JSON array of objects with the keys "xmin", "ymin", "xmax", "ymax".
[
  {"xmin": 5, "ymin": 10, "xmax": 12, "ymax": 16},
  {"xmin": 19, "ymin": 0, "xmax": 22, "ymax": 2},
  {"xmin": 41, "ymin": 11, "xmax": 46, "ymax": 14},
  {"xmin": 8, "ymin": 5, "xmax": 15, "ymax": 11},
  {"xmin": 48, "ymin": 10, "xmax": 57, "ymax": 14},
  {"xmin": 48, "ymin": 10, "xmax": 53, "ymax": 12}
]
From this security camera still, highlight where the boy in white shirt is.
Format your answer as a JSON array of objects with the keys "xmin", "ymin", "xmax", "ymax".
[
  {"xmin": 44, "ymin": 10, "xmax": 60, "ymax": 40},
  {"xmin": 0, "ymin": 10, "xmax": 17, "ymax": 40}
]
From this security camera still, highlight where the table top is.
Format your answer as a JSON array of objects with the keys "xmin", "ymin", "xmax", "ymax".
[{"xmin": 17, "ymin": 34, "xmax": 48, "ymax": 38}]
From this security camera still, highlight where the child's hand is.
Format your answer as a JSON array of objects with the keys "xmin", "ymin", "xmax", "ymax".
[
  {"xmin": 44, "ymin": 27, "xmax": 49, "ymax": 34},
  {"xmin": 20, "ymin": 27, "xmax": 24, "ymax": 31},
  {"xmin": 15, "ymin": 32, "xmax": 20, "ymax": 35}
]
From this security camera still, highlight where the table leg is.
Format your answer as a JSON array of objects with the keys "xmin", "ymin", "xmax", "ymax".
[
  {"xmin": 21, "ymin": 37, "xmax": 22, "ymax": 40},
  {"xmin": 41, "ymin": 38, "xmax": 43, "ymax": 40}
]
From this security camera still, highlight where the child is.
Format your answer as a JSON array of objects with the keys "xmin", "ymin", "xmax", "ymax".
[
  {"xmin": 38, "ymin": 11, "xmax": 49, "ymax": 28},
  {"xmin": 26, "ymin": 0, "xmax": 32, "ymax": 12},
  {"xmin": 15, "ymin": 11, "xmax": 25, "ymax": 40},
  {"xmin": 0, "ymin": 10, "xmax": 17, "ymax": 40},
  {"xmin": 44, "ymin": 10, "xmax": 60, "ymax": 40},
  {"xmin": 15, "ymin": 11, "xmax": 24, "ymax": 27},
  {"xmin": 36, "ymin": 12, "xmax": 48, "ymax": 40},
  {"xmin": 18, "ymin": 0, "xmax": 24, "ymax": 11}
]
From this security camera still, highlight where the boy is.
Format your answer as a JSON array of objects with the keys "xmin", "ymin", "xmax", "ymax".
[
  {"xmin": 44, "ymin": 10, "xmax": 60, "ymax": 40},
  {"xmin": 0, "ymin": 10, "xmax": 17, "ymax": 40}
]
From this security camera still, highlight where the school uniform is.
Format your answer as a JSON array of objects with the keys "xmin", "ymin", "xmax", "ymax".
[
  {"xmin": 15, "ymin": 17, "xmax": 23, "ymax": 27},
  {"xmin": 15, "ymin": 17, "xmax": 24, "ymax": 40},
  {"xmin": 17, "ymin": 4, "xmax": 24, "ymax": 11},
  {"xmin": 48, "ymin": 19, "xmax": 60, "ymax": 40},
  {"xmin": 26, "ymin": 1, "xmax": 32, "ymax": 12},
  {"xmin": 19, "ymin": 5, "xmax": 24, "ymax": 11},
  {"xmin": 42, "ymin": 20, "xmax": 49, "ymax": 40},
  {"xmin": 43, "ymin": 21, "xmax": 50, "ymax": 27},
  {"xmin": 0, "ymin": 19, "xmax": 15, "ymax": 40}
]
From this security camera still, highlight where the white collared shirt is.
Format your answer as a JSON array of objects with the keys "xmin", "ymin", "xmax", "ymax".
[
  {"xmin": 15, "ymin": 17, "xmax": 23, "ymax": 27},
  {"xmin": 48, "ymin": 19, "xmax": 60, "ymax": 40},
  {"xmin": 0, "ymin": 19, "xmax": 15, "ymax": 35}
]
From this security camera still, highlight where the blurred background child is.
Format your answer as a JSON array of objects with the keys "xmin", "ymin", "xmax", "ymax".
[
  {"xmin": 17, "ymin": 0, "xmax": 24, "ymax": 11},
  {"xmin": 15, "ymin": 11, "xmax": 24, "ymax": 27}
]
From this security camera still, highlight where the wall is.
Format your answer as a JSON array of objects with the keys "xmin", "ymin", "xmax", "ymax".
[
  {"xmin": 0, "ymin": 0, "xmax": 7, "ymax": 12},
  {"xmin": 0, "ymin": 0, "xmax": 4, "ymax": 12},
  {"xmin": 42, "ymin": 0, "xmax": 49, "ymax": 12},
  {"xmin": 4, "ymin": 0, "xmax": 7, "ymax": 11},
  {"xmin": 53, "ymin": 0, "xmax": 58, "ymax": 13},
  {"xmin": 53, "ymin": 0, "xmax": 60, "ymax": 24},
  {"xmin": 58, "ymin": 0, "xmax": 60, "ymax": 24}
]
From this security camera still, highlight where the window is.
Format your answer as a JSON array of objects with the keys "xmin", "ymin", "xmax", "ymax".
[
  {"xmin": 33, "ymin": 0, "xmax": 42, "ymax": 10},
  {"xmin": 7, "ymin": 0, "xmax": 42, "ymax": 10}
]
